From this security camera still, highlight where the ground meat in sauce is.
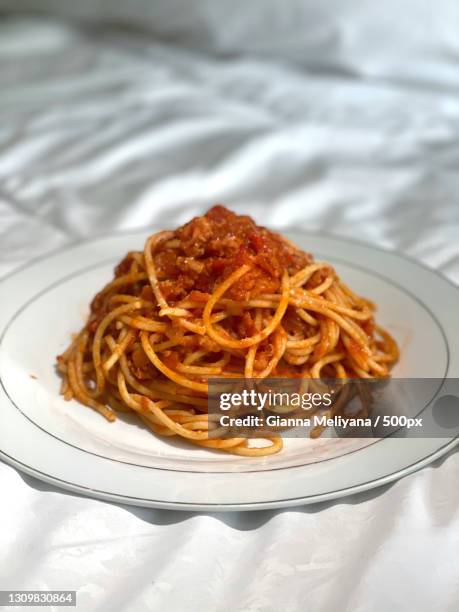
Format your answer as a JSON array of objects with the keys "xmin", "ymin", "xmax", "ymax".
[
  {"xmin": 90, "ymin": 205, "xmax": 313, "ymax": 334},
  {"xmin": 138, "ymin": 205, "xmax": 312, "ymax": 303}
]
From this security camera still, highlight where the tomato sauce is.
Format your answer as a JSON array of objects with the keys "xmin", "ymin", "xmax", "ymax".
[{"xmin": 147, "ymin": 205, "xmax": 312, "ymax": 303}]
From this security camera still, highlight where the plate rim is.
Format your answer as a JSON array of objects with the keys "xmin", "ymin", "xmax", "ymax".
[
  {"xmin": 0, "ymin": 439, "xmax": 457, "ymax": 511},
  {"xmin": 2, "ymin": 225, "xmax": 458, "ymax": 295}
]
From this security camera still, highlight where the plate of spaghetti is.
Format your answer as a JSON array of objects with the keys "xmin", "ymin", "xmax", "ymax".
[{"xmin": 0, "ymin": 206, "xmax": 457, "ymax": 510}]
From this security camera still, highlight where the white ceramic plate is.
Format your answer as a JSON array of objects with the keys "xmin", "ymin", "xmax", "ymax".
[{"xmin": 0, "ymin": 230, "xmax": 457, "ymax": 510}]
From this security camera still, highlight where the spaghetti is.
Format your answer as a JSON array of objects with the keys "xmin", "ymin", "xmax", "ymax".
[{"xmin": 57, "ymin": 206, "xmax": 399, "ymax": 455}]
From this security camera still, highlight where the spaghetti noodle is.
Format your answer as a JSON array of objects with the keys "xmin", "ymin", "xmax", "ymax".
[{"xmin": 57, "ymin": 206, "xmax": 399, "ymax": 455}]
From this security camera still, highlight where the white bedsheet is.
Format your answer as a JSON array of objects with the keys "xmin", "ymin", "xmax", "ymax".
[{"xmin": 0, "ymin": 14, "xmax": 458, "ymax": 612}]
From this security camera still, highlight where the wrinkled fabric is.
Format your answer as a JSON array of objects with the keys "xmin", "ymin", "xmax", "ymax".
[{"xmin": 0, "ymin": 14, "xmax": 458, "ymax": 612}]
